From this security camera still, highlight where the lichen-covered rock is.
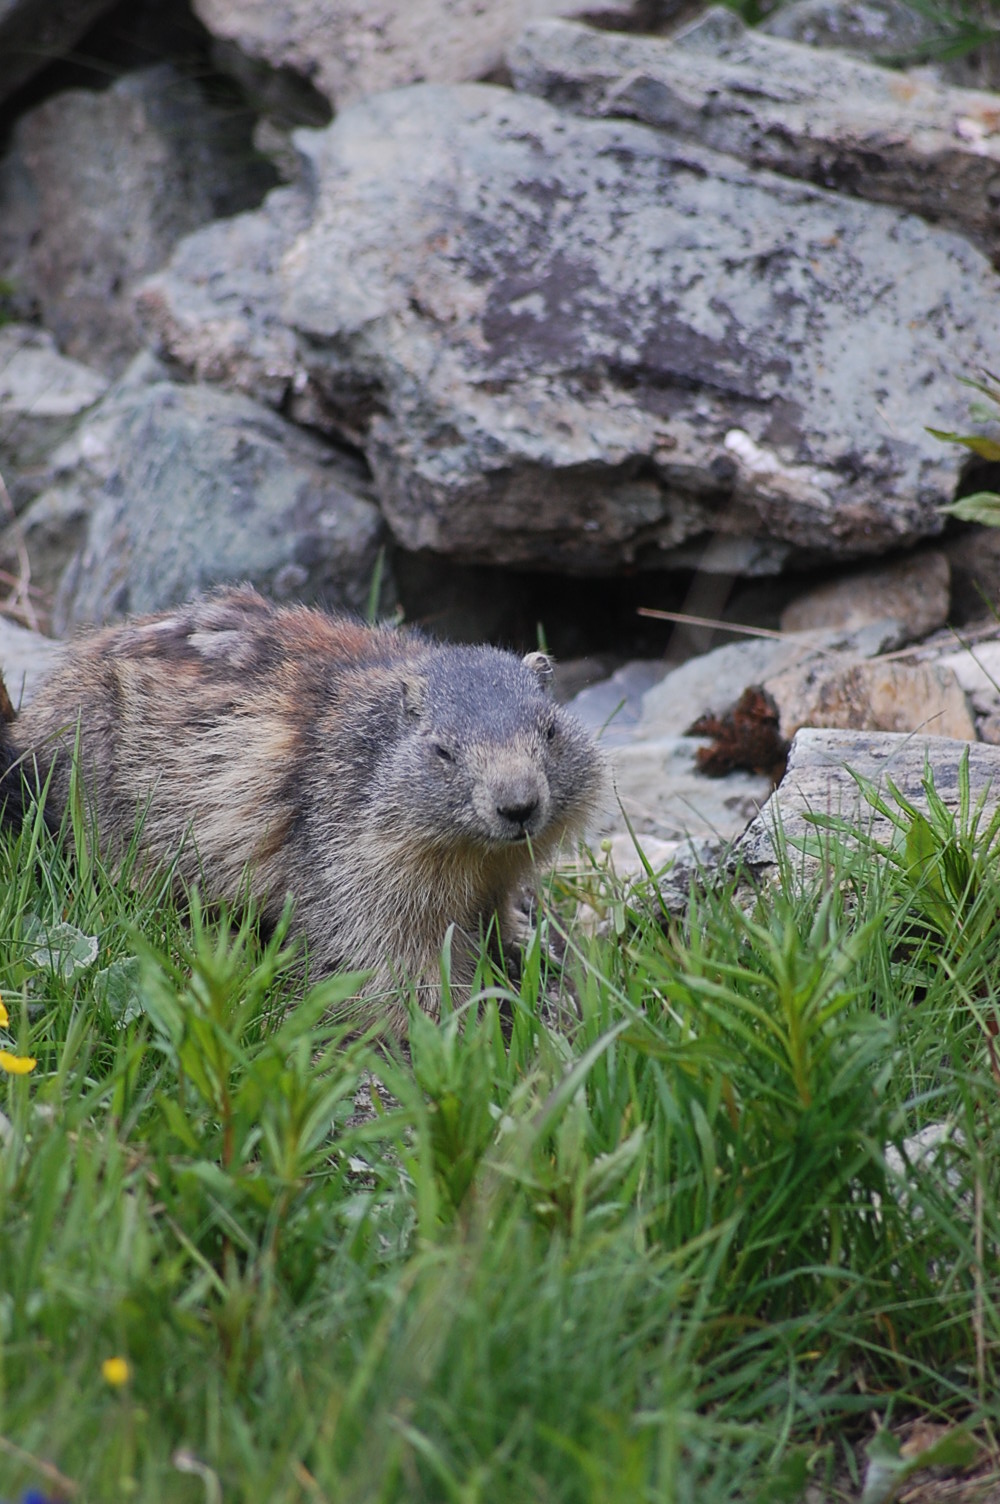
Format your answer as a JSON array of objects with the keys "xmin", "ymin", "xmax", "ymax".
[
  {"xmin": 510, "ymin": 11, "xmax": 1000, "ymax": 259},
  {"xmin": 144, "ymin": 77, "xmax": 999, "ymax": 573}
]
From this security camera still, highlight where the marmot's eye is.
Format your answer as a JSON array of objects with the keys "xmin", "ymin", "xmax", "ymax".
[
  {"xmin": 433, "ymin": 743, "xmax": 455, "ymax": 764},
  {"xmin": 545, "ymin": 720, "xmax": 557, "ymax": 743}
]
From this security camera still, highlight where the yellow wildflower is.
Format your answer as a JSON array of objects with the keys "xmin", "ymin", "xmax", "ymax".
[
  {"xmin": 0, "ymin": 998, "xmax": 8, "ymax": 1027},
  {"xmin": 0, "ymin": 1050, "xmax": 35, "ymax": 1075},
  {"xmin": 102, "ymin": 1356, "xmax": 131, "ymax": 1386}
]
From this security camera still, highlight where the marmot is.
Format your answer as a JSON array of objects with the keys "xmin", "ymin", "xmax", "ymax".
[{"xmin": 0, "ymin": 587, "xmax": 605, "ymax": 1032}]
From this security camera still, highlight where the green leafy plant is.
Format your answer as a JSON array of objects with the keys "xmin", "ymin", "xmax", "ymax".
[{"xmin": 929, "ymin": 371, "xmax": 1000, "ymax": 526}]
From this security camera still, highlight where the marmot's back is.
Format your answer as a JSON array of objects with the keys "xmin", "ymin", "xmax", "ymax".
[{"xmin": 0, "ymin": 588, "xmax": 604, "ymax": 1029}]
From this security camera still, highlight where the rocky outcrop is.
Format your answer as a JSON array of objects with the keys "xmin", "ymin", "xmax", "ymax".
[
  {"xmin": 2, "ymin": 1, "xmax": 1000, "ymax": 686},
  {"xmin": 139, "ymin": 44, "xmax": 1000, "ymax": 575}
]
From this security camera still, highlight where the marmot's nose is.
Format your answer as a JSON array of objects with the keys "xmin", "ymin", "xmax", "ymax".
[{"xmin": 497, "ymin": 797, "xmax": 540, "ymax": 829}]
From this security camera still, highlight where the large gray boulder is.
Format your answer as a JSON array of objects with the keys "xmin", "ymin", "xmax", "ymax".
[
  {"xmin": 160, "ymin": 83, "xmax": 999, "ymax": 571},
  {"xmin": 0, "ymin": 63, "xmax": 276, "ymax": 375},
  {"xmin": 7, "ymin": 372, "xmax": 392, "ymax": 632},
  {"xmin": 137, "ymin": 11, "xmax": 1000, "ymax": 579}
]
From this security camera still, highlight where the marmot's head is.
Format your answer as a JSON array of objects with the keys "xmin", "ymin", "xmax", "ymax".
[{"xmin": 375, "ymin": 643, "xmax": 605, "ymax": 857}]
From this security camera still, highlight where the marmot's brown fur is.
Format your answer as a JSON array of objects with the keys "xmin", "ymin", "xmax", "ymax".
[{"xmin": 0, "ymin": 588, "xmax": 605, "ymax": 1031}]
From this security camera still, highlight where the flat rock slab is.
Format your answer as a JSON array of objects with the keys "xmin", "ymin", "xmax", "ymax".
[
  {"xmin": 511, "ymin": 10, "xmax": 1000, "ymax": 259},
  {"xmin": 611, "ymin": 735, "xmax": 773, "ymax": 842},
  {"xmin": 596, "ymin": 636, "xmax": 812, "ymax": 842},
  {"xmin": 738, "ymin": 726, "xmax": 1000, "ymax": 868}
]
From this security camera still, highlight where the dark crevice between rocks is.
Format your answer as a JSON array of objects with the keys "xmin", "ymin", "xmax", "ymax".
[
  {"xmin": 390, "ymin": 546, "xmax": 803, "ymax": 663},
  {"xmin": 207, "ymin": 39, "xmax": 332, "ymax": 131},
  {"xmin": 0, "ymin": 0, "xmax": 206, "ymax": 139},
  {"xmin": 0, "ymin": 0, "xmax": 308, "ymax": 172},
  {"xmin": 579, "ymin": 0, "xmax": 699, "ymax": 34},
  {"xmin": 955, "ymin": 455, "xmax": 1000, "ymax": 505}
]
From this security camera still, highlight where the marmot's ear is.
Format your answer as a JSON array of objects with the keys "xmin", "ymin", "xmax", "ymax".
[
  {"xmin": 401, "ymin": 674, "xmax": 427, "ymax": 719},
  {"xmin": 523, "ymin": 650, "xmax": 553, "ymax": 688}
]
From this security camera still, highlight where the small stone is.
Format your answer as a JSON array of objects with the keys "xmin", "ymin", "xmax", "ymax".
[
  {"xmin": 780, "ymin": 551, "xmax": 950, "ymax": 647},
  {"xmin": 764, "ymin": 655, "xmax": 976, "ymax": 742}
]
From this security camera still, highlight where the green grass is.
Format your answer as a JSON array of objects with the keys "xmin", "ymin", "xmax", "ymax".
[{"xmin": 0, "ymin": 774, "xmax": 999, "ymax": 1502}]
